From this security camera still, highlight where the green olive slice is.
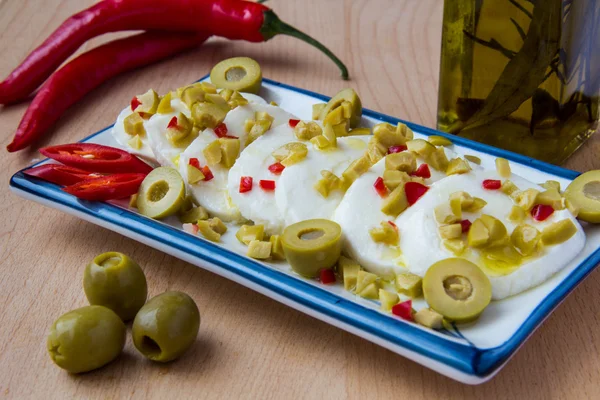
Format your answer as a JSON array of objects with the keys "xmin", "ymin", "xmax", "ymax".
[
  {"xmin": 423, "ymin": 258, "xmax": 492, "ymax": 323},
  {"xmin": 281, "ymin": 219, "xmax": 342, "ymax": 278},
  {"xmin": 137, "ymin": 167, "xmax": 185, "ymax": 219},
  {"xmin": 318, "ymin": 88, "xmax": 362, "ymax": 128},
  {"xmin": 210, "ymin": 57, "xmax": 262, "ymax": 94},
  {"xmin": 564, "ymin": 170, "xmax": 600, "ymax": 223}
]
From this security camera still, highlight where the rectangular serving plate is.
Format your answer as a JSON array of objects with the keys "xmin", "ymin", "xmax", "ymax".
[{"xmin": 10, "ymin": 76, "xmax": 600, "ymax": 384}]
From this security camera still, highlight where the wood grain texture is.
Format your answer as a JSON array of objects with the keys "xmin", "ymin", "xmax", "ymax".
[{"xmin": 0, "ymin": 0, "xmax": 599, "ymax": 398}]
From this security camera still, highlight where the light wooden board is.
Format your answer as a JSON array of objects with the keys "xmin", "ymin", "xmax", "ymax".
[{"xmin": 1, "ymin": 1, "xmax": 599, "ymax": 398}]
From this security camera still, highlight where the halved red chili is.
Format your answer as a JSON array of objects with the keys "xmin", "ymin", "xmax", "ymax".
[
  {"xmin": 320, "ymin": 269, "xmax": 336, "ymax": 284},
  {"xmin": 268, "ymin": 162, "xmax": 285, "ymax": 175},
  {"xmin": 288, "ymin": 119, "xmax": 300, "ymax": 128},
  {"xmin": 482, "ymin": 179, "xmax": 501, "ymax": 190},
  {"xmin": 392, "ymin": 299, "xmax": 413, "ymax": 321},
  {"xmin": 388, "ymin": 145, "xmax": 407, "ymax": 154},
  {"xmin": 201, "ymin": 165, "xmax": 214, "ymax": 182},
  {"xmin": 373, "ymin": 177, "xmax": 388, "ymax": 197},
  {"xmin": 531, "ymin": 204, "xmax": 554, "ymax": 221},
  {"xmin": 24, "ymin": 163, "xmax": 101, "ymax": 186},
  {"xmin": 240, "ymin": 176, "xmax": 253, "ymax": 193},
  {"xmin": 40, "ymin": 143, "xmax": 152, "ymax": 174},
  {"xmin": 62, "ymin": 173, "xmax": 145, "ymax": 201},
  {"xmin": 411, "ymin": 164, "xmax": 431, "ymax": 179},
  {"xmin": 259, "ymin": 180, "xmax": 276, "ymax": 191},
  {"xmin": 405, "ymin": 182, "xmax": 429, "ymax": 205}
]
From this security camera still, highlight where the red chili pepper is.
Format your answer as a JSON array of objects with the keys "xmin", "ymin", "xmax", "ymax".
[
  {"xmin": 387, "ymin": 145, "xmax": 407, "ymax": 154},
  {"xmin": 214, "ymin": 123, "xmax": 228, "ymax": 138},
  {"xmin": 411, "ymin": 164, "xmax": 431, "ymax": 179},
  {"xmin": 391, "ymin": 300, "xmax": 413, "ymax": 322},
  {"xmin": 167, "ymin": 116, "xmax": 179, "ymax": 129},
  {"xmin": 268, "ymin": 162, "xmax": 285, "ymax": 175},
  {"xmin": 531, "ymin": 204, "xmax": 554, "ymax": 221},
  {"xmin": 388, "ymin": 221, "xmax": 398, "ymax": 230},
  {"xmin": 39, "ymin": 143, "xmax": 152, "ymax": 174},
  {"xmin": 320, "ymin": 269, "xmax": 336, "ymax": 284},
  {"xmin": 130, "ymin": 96, "xmax": 142, "ymax": 112},
  {"xmin": 460, "ymin": 219, "xmax": 472, "ymax": 233},
  {"xmin": 373, "ymin": 177, "xmax": 388, "ymax": 197},
  {"xmin": 23, "ymin": 163, "xmax": 101, "ymax": 186},
  {"xmin": 405, "ymin": 182, "xmax": 429, "ymax": 205},
  {"xmin": 201, "ymin": 165, "xmax": 214, "ymax": 182},
  {"xmin": 239, "ymin": 176, "xmax": 253, "ymax": 193},
  {"xmin": 288, "ymin": 119, "xmax": 300, "ymax": 128},
  {"xmin": 0, "ymin": 0, "xmax": 348, "ymax": 105},
  {"xmin": 62, "ymin": 173, "xmax": 145, "ymax": 201},
  {"xmin": 259, "ymin": 180, "xmax": 276, "ymax": 191},
  {"xmin": 482, "ymin": 179, "xmax": 502, "ymax": 190},
  {"xmin": 6, "ymin": 32, "xmax": 208, "ymax": 152},
  {"xmin": 189, "ymin": 158, "xmax": 201, "ymax": 169}
]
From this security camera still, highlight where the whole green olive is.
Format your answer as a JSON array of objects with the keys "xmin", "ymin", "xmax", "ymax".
[
  {"xmin": 132, "ymin": 291, "xmax": 200, "ymax": 362},
  {"xmin": 83, "ymin": 252, "xmax": 148, "ymax": 321},
  {"xmin": 47, "ymin": 306, "xmax": 126, "ymax": 373}
]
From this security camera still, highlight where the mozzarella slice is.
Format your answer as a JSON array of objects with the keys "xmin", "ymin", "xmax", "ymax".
[{"xmin": 145, "ymin": 98, "xmax": 192, "ymax": 167}]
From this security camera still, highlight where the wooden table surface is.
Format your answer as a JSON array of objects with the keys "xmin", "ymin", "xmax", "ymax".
[{"xmin": 1, "ymin": 1, "xmax": 599, "ymax": 398}]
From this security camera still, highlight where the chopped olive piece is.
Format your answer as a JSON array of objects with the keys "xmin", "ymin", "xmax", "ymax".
[
  {"xmin": 178, "ymin": 206, "xmax": 209, "ymax": 224},
  {"xmin": 124, "ymin": 113, "xmax": 146, "ymax": 137},
  {"xmin": 210, "ymin": 57, "xmax": 262, "ymax": 94},
  {"xmin": 511, "ymin": 188, "xmax": 540, "ymax": 211},
  {"xmin": 272, "ymin": 142, "xmax": 308, "ymax": 167},
  {"xmin": 356, "ymin": 271, "xmax": 379, "ymax": 299},
  {"xmin": 414, "ymin": 308, "xmax": 444, "ymax": 329},
  {"xmin": 467, "ymin": 219, "xmax": 489, "ymax": 248},
  {"xmin": 315, "ymin": 170, "xmax": 342, "ymax": 198},
  {"xmin": 439, "ymin": 224, "xmax": 462, "ymax": 239},
  {"xmin": 192, "ymin": 102, "xmax": 228, "ymax": 130},
  {"xmin": 434, "ymin": 202, "xmax": 461, "ymax": 224},
  {"xmin": 537, "ymin": 188, "xmax": 564, "ymax": 210},
  {"xmin": 312, "ymin": 103, "xmax": 326, "ymax": 120},
  {"xmin": 319, "ymin": 88, "xmax": 362, "ymax": 128},
  {"xmin": 373, "ymin": 122, "xmax": 413, "ymax": 147},
  {"xmin": 281, "ymin": 219, "xmax": 342, "ymax": 278},
  {"xmin": 166, "ymin": 112, "xmax": 194, "ymax": 146},
  {"xmin": 137, "ymin": 167, "xmax": 185, "ymax": 219},
  {"xmin": 236, "ymin": 224, "xmax": 265, "ymax": 245},
  {"xmin": 342, "ymin": 156, "xmax": 372, "ymax": 186},
  {"xmin": 564, "ymin": 199, "xmax": 580, "ymax": 217},
  {"xmin": 219, "ymin": 137, "xmax": 240, "ymax": 168},
  {"xmin": 428, "ymin": 135, "xmax": 453, "ymax": 147},
  {"xmin": 129, "ymin": 193, "xmax": 138, "ymax": 208},
  {"xmin": 157, "ymin": 92, "xmax": 173, "ymax": 114},
  {"xmin": 446, "ymin": 158, "xmax": 471, "ymax": 175},
  {"xmin": 423, "ymin": 258, "xmax": 492, "ymax": 322},
  {"xmin": 406, "ymin": 139, "xmax": 436, "ymax": 156},
  {"xmin": 294, "ymin": 121, "xmax": 322, "ymax": 140},
  {"xmin": 541, "ymin": 180, "xmax": 561, "ymax": 192},
  {"xmin": 323, "ymin": 105, "xmax": 346, "ymax": 126},
  {"xmin": 269, "ymin": 235, "xmax": 286, "ymax": 260},
  {"xmin": 495, "ymin": 158, "xmax": 511, "ymax": 178},
  {"xmin": 366, "ymin": 138, "xmax": 387, "ymax": 164},
  {"xmin": 381, "ymin": 183, "xmax": 408, "ymax": 217},
  {"xmin": 133, "ymin": 89, "xmax": 159, "ymax": 114},
  {"xmin": 541, "ymin": 219, "xmax": 578, "ymax": 245},
  {"xmin": 310, "ymin": 135, "xmax": 333, "ymax": 150},
  {"xmin": 196, "ymin": 220, "xmax": 221, "ymax": 242},
  {"xmin": 479, "ymin": 215, "xmax": 508, "ymax": 246},
  {"xmin": 339, "ymin": 257, "xmax": 361, "ymax": 291},
  {"xmin": 443, "ymin": 238, "xmax": 466, "ymax": 255},
  {"xmin": 322, "ymin": 124, "xmax": 338, "ymax": 147},
  {"xmin": 227, "ymin": 91, "xmax": 249, "ymax": 109},
  {"xmin": 246, "ymin": 120, "xmax": 271, "ymax": 144},
  {"xmin": 181, "ymin": 85, "xmax": 206, "ymax": 108},
  {"xmin": 511, "ymin": 224, "xmax": 541, "ymax": 256},
  {"xmin": 199, "ymin": 81, "xmax": 217, "ymax": 94},
  {"xmin": 187, "ymin": 164, "xmax": 205, "ymax": 184},
  {"xmin": 385, "ymin": 152, "xmax": 417, "ymax": 173},
  {"xmin": 463, "ymin": 197, "xmax": 487, "ymax": 213},
  {"xmin": 501, "ymin": 180, "xmax": 519, "ymax": 195},
  {"xmin": 383, "ymin": 170, "xmax": 410, "ymax": 191},
  {"xmin": 507, "ymin": 205, "xmax": 526, "ymax": 223},
  {"xmin": 369, "ymin": 221, "xmax": 399, "ymax": 245},
  {"xmin": 203, "ymin": 140, "xmax": 222, "ymax": 166},
  {"xmin": 247, "ymin": 240, "xmax": 272, "ymax": 259},
  {"xmin": 425, "ymin": 147, "xmax": 449, "ymax": 171},
  {"xmin": 379, "ymin": 289, "xmax": 399, "ymax": 311},
  {"xmin": 395, "ymin": 272, "xmax": 422, "ymax": 298},
  {"xmin": 464, "ymin": 155, "xmax": 481, "ymax": 165},
  {"xmin": 127, "ymin": 135, "xmax": 143, "ymax": 150},
  {"xmin": 449, "ymin": 191, "xmax": 474, "ymax": 210},
  {"xmin": 220, "ymin": 89, "xmax": 237, "ymax": 102},
  {"xmin": 564, "ymin": 170, "xmax": 600, "ymax": 223},
  {"xmin": 205, "ymin": 93, "xmax": 230, "ymax": 110},
  {"xmin": 207, "ymin": 217, "xmax": 227, "ymax": 235}
]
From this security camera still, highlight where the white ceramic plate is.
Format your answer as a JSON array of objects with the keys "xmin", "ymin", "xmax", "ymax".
[{"xmin": 10, "ymin": 76, "xmax": 600, "ymax": 384}]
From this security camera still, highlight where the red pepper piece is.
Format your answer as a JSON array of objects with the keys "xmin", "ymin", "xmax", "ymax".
[
  {"xmin": 39, "ymin": 143, "xmax": 152, "ymax": 174},
  {"xmin": 387, "ymin": 145, "xmax": 408, "ymax": 154},
  {"xmin": 240, "ymin": 176, "xmax": 253, "ymax": 193},
  {"xmin": 288, "ymin": 119, "xmax": 300, "ymax": 128},
  {"xmin": 130, "ymin": 96, "xmax": 142, "ymax": 112},
  {"xmin": 320, "ymin": 269, "xmax": 336, "ymax": 284},
  {"xmin": 405, "ymin": 182, "xmax": 429, "ymax": 205},
  {"xmin": 201, "ymin": 165, "xmax": 214, "ymax": 182},
  {"xmin": 268, "ymin": 162, "xmax": 285, "ymax": 175},
  {"xmin": 482, "ymin": 179, "xmax": 502, "ymax": 190},
  {"xmin": 62, "ymin": 173, "xmax": 145, "ymax": 201},
  {"xmin": 388, "ymin": 221, "xmax": 398, "ymax": 230},
  {"xmin": 460, "ymin": 219, "xmax": 472, "ymax": 233},
  {"xmin": 531, "ymin": 204, "xmax": 554, "ymax": 221},
  {"xmin": 23, "ymin": 163, "xmax": 101, "ymax": 186},
  {"xmin": 373, "ymin": 177, "xmax": 388, "ymax": 197},
  {"xmin": 411, "ymin": 164, "xmax": 431, "ymax": 179},
  {"xmin": 167, "ymin": 116, "xmax": 179, "ymax": 129},
  {"xmin": 259, "ymin": 180, "xmax": 276, "ymax": 191},
  {"xmin": 6, "ymin": 32, "xmax": 208, "ymax": 151},
  {"xmin": 0, "ymin": 1, "xmax": 348, "ymax": 106},
  {"xmin": 392, "ymin": 300, "xmax": 413, "ymax": 321},
  {"xmin": 189, "ymin": 158, "xmax": 201, "ymax": 169},
  {"xmin": 214, "ymin": 122, "xmax": 229, "ymax": 138}
]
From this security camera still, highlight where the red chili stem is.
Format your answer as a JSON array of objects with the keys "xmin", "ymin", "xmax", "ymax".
[{"xmin": 6, "ymin": 31, "xmax": 208, "ymax": 152}]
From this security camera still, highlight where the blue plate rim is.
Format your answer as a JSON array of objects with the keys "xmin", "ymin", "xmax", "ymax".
[{"xmin": 9, "ymin": 75, "xmax": 599, "ymax": 379}]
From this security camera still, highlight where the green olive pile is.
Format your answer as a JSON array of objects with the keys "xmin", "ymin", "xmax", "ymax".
[{"xmin": 47, "ymin": 252, "xmax": 200, "ymax": 373}]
